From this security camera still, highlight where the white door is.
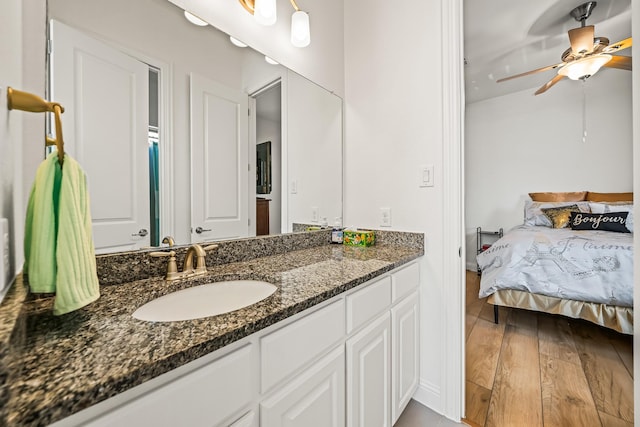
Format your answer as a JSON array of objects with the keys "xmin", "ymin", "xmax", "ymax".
[
  {"xmin": 346, "ymin": 312, "xmax": 391, "ymax": 427},
  {"xmin": 190, "ymin": 73, "xmax": 249, "ymax": 242},
  {"xmin": 50, "ymin": 20, "xmax": 150, "ymax": 253}
]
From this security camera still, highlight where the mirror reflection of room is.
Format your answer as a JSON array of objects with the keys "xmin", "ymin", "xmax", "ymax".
[{"xmin": 47, "ymin": 0, "xmax": 343, "ymax": 253}]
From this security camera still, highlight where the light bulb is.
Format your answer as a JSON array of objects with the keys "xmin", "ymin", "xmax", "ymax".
[
  {"xmin": 557, "ymin": 55, "xmax": 612, "ymax": 80},
  {"xmin": 230, "ymin": 36, "xmax": 248, "ymax": 48},
  {"xmin": 254, "ymin": 0, "xmax": 277, "ymax": 26},
  {"xmin": 291, "ymin": 11, "xmax": 310, "ymax": 47},
  {"xmin": 184, "ymin": 11, "xmax": 208, "ymax": 26}
]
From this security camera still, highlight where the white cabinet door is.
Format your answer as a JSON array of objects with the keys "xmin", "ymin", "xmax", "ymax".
[
  {"xmin": 391, "ymin": 291, "xmax": 420, "ymax": 424},
  {"xmin": 261, "ymin": 346, "xmax": 345, "ymax": 427},
  {"xmin": 346, "ymin": 312, "xmax": 391, "ymax": 427},
  {"xmin": 190, "ymin": 73, "xmax": 249, "ymax": 242},
  {"xmin": 50, "ymin": 20, "xmax": 150, "ymax": 253},
  {"xmin": 83, "ymin": 344, "xmax": 256, "ymax": 427}
]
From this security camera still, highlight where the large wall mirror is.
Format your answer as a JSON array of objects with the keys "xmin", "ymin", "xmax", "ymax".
[{"xmin": 47, "ymin": 0, "xmax": 343, "ymax": 254}]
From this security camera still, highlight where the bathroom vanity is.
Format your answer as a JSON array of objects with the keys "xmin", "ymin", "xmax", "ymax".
[{"xmin": 0, "ymin": 230, "xmax": 423, "ymax": 427}]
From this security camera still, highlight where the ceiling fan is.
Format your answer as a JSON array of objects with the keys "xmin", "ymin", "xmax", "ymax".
[{"xmin": 496, "ymin": 1, "xmax": 632, "ymax": 95}]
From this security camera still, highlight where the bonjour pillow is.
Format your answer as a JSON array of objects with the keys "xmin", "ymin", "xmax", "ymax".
[
  {"xmin": 528, "ymin": 191, "xmax": 587, "ymax": 202},
  {"xmin": 569, "ymin": 211, "xmax": 630, "ymax": 233},
  {"xmin": 589, "ymin": 203, "xmax": 633, "ymax": 232},
  {"xmin": 524, "ymin": 200, "xmax": 591, "ymax": 227},
  {"xmin": 541, "ymin": 204, "xmax": 582, "ymax": 229}
]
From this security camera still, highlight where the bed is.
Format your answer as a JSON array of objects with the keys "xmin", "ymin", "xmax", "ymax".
[{"xmin": 476, "ymin": 193, "xmax": 634, "ymax": 335}]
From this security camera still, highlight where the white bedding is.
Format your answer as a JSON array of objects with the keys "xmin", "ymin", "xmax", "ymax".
[{"xmin": 477, "ymin": 225, "xmax": 634, "ymax": 307}]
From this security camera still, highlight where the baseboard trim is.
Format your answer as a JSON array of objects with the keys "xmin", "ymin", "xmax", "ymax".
[{"xmin": 412, "ymin": 380, "xmax": 442, "ymax": 416}]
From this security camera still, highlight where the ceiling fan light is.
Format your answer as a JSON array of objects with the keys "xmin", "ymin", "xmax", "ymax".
[
  {"xmin": 557, "ymin": 54, "xmax": 612, "ymax": 80},
  {"xmin": 291, "ymin": 11, "xmax": 310, "ymax": 47},
  {"xmin": 184, "ymin": 11, "xmax": 208, "ymax": 27},
  {"xmin": 254, "ymin": 0, "xmax": 277, "ymax": 26}
]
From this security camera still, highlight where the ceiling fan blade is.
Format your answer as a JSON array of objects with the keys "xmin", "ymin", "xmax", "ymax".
[
  {"xmin": 603, "ymin": 37, "xmax": 632, "ymax": 53},
  {"xmin": 604, "ymin": 55, "xmax": 632, "ymax": 71},
  {"xmin": 496, "ymin": 62, "xmax": 565, "ymax": 83},
  {"xmin": 534, "ymin": 74, "xmax": 565, "ymax": 96},
  {"xmin": 568, "ymin": 25, "xmax": 594, "ymax": 54}
]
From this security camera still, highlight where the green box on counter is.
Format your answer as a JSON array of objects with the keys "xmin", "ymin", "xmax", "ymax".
[{"xmin": 343, "ymin": 230, "xmax": 375, "ymax": 247}]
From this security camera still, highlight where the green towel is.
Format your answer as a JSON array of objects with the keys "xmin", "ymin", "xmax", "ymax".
[{"xmin": 24, "ymin": 152, "xmax": 100, "ymax": 315}]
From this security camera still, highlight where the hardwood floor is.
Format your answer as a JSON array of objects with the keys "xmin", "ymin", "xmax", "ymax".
[{"xmin": 464, "ymin": 271, "xmax": 633, "ymax": 427}]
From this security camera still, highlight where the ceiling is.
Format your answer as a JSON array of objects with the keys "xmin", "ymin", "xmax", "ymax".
[{"xmin": 463, "ymin": 0, "xmax": 632, "ymax": 104}]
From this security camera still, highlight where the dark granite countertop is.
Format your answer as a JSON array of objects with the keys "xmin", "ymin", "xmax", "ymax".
[{"xmin": 0, "ymin": 241, "xmax": 422, "ymax": 426}]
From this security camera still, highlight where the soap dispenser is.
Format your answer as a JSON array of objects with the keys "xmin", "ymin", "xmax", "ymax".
[{"xmin": 331, "ymin": 217, "xmax": 343, "ymax": 244}]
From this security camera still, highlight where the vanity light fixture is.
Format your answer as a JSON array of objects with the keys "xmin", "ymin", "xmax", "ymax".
[
  {"xmin": 238, "ymin": 0, "xmax": 311, "ymax": 47},
  {"xmin": 184, "ymin": 11, "xmax": 208, "ymax": 26},
  {"xmin": 230, "ymin": 36, "xmax": 248, "ymax": 47}
]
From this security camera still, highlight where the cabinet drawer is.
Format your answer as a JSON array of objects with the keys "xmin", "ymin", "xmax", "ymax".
[
  {"xmin": 85, "ymin": 344, "xmax": 255, "ymax": 427},
  {"xmin": 346, "ymin": 276, "xmax": 391, "ymax": 334},
  {"xmin": 261, "ymin": 300, "xmax": 345, "ymax": 393},
  {"xmin": 391, "ymin": 262, "xmax": 419, "ymax": 303}
]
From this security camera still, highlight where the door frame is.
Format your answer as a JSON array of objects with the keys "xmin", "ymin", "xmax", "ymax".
[
  {"xmin": 249, "ymin": 77, "xmax": 285, "ymax": 233},
  {"xmin": 442, "ymin": 0, "xmax": 465, "ymax": 421}
]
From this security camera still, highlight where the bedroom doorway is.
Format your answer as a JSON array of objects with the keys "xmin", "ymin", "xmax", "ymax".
[{"xmin": 461, "ymin": 1, "xmax": 635, "ymax": 425}]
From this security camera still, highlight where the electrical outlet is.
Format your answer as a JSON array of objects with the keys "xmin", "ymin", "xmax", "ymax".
[
  {"xmin": 380, "ymin": 207, "xmax": 392, "ymax": 227},
  {"xmin": 0, "ymin": 218, "xmax": 9, "ymax": 292},
  {"xmin": 290, "ymin": 179, "xmax": 298, "ymax": 194},
  {"xmin": 311, "ymin": 207, "xmax": 319, "ymax": 222}
]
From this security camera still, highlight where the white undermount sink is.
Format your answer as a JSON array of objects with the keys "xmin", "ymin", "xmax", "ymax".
[{"xmin": 132, "ymin": 280, "xmax": 277, "ymax": 322}]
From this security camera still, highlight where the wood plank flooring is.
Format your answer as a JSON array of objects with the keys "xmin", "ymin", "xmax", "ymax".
[{"xmin": 464, "ymin": 271, "xmax": 633, "ymax": 427}]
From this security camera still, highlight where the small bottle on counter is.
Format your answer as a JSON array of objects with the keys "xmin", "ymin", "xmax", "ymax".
[{"xmin": 331, "ymin": 217, "xmax": 343, "ymax": 244}]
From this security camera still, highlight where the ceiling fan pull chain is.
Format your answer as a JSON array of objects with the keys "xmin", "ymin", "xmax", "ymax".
[{"xmin": 582, "ymin": 79, "xmax": 587, "ymax": 143}]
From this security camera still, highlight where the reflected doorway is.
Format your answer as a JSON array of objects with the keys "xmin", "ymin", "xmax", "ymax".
[{"xmin": 253, "ymin": 82, "xmax": 282, "ymax": 235}]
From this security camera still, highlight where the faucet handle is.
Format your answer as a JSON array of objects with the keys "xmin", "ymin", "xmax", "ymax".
[
  {"xmin": 161, "ymin": 236, "xmax": 175, "ymax": 247},
  {"xmin": 150, "ymin": 250, "xmax": 179, "ymax": 280},
  {"xmin": 203, "ymin": 244, "xmax": 219, "ymax": 251}
]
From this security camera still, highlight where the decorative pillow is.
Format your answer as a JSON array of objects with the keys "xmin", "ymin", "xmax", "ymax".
[
  {"xmin": 524, "ymin": 201, "xmax": 591, "ymax": 227},
  {"xmin": 589, "ymin": 203, "xmax": 634, "ymax": 232},
  {"xmin": 569, "ymin": 212, "xmax": 630, "ymax": 233},
  {"xmin": 585, "ymin": 192, "xmax": 633, "ymax": 202},
  {"xmin": 528, "ymin": 191, "xmax": 587, "ymax": 202},
  {"xmin": 541, "ymin": 204, "xmax": 581, "ymax": 228}
]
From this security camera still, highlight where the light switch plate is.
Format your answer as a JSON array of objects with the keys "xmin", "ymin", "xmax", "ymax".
[
  {"xmin": 419, "ymin": 164, "xmax": 434, "ymax": 187},
  {"xmin": 311, "ymin": 207, "xmax": 319, "ymax": 222}
]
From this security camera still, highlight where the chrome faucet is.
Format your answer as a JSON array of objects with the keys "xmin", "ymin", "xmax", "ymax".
[{"xmin": 150, "ymin": 243, "xmax": 219, "ymax": 281}]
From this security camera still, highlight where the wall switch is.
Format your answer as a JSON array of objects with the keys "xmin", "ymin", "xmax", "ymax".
[
  {"xmin": 380, "ymin": 207, "xmax": 392, "ymax": 227},
  {"xmin": 419, "ymin": 164, "xmax": 434, "ymax": 187},
  {"xmin": 290, "ymin": 179, "xmax": 298, "ymax": 194},
  {"xmin": 311, "ymin": 207, "xmax": 319, "ymax": 222},
  {"xmin": 0, "ymin": 218, "xmax": 9, "ymax": 292}
]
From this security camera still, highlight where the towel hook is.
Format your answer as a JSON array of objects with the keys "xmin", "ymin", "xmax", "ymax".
[{"xmin": 7, "ymin": 87, "xmax": 65, "ymax": 166}]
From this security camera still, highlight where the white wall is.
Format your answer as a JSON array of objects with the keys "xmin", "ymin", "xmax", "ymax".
[
  {"xmin": 287, "ymin": 71, "xmax": 343, "ymax": 229},
  {"xmin": 0, "ymin": 0, "xmax": 23, "ymax": 301},
  {"xmin": 465, "ymin": 69, "xmax": 633, "ymax": 268},
  {"xmin": 344, "ymin": 0, "xmax": 451, "ymax": 415}
]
